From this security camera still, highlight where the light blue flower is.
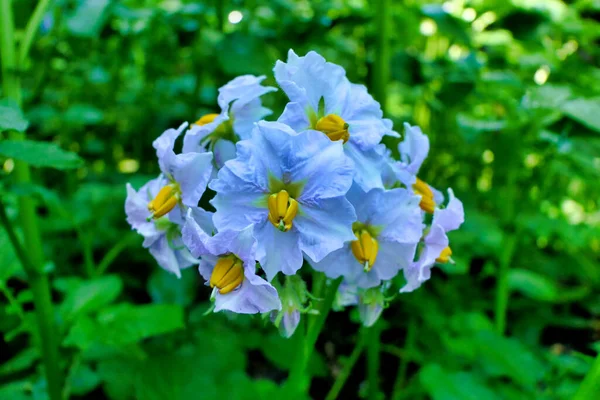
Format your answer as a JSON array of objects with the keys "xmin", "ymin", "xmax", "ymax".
[
  {"xmin": 209, "ymin": 121, "xmax": 356, "ymax": 280},
  {"xmin": 182, "ymin": 217, "xmax": 281, "ymax": 314},
  {"xmin": 384, "ymin": 123, "xmax": 444, "ymax": 211},
  {"xmin": 183, "ymin": 75, "xmax": 276, "ymax": 168},
  {"xmin": 125, "ymin": 123, "xmax": 214, "ymax": 277},
  {"xmin": 151, "ymin": 122, "xmax": 214, "ymax": 222},
  {"xmin": 125, "ymin": 176, "xmax": 213, "ymax": 277},
  {"xmin": 311, "ymin": 185, "xmax": 424, "ymax": 289},
  {"xmin": 401, "ymin": 189, "xmax": 465, "ymax": 292},
  {"xmin": 274, "ymin": 49, "xmax": 397, "ymax": 191}
]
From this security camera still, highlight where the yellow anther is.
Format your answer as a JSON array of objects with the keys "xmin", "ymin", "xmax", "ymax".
[
  {"xmin": 268, "ymin": 190, "xmax": 298, "ymax": 232},
  {"xmin": 413, "ymin": 178, "xmax": 435, "ymax": 213},
  {"xmin": 210, "ymin": 255, "xmax": 244, "ymax": 294},
  {"xmin": 351, "ymin": 230, "xmax": 379, "ymax": 272},
  {"xmin": 436, "ymin": 246, "xmax": 453, "ymax": 264},
  {"xmin": 315, "ymin": 114, "xmax": 350, "ymax": 143},
  {"xmin": 147, "ymin": 185, "xmax": 179, "ymax": 219},
  {"xmin": 195, "ymin": 113, "xmax": 220, "ymax": 126}
]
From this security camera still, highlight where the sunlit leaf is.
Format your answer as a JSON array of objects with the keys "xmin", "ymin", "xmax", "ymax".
[{"xmin": 0, "ymin": 140, "xmax": 83, "ymax": 170}]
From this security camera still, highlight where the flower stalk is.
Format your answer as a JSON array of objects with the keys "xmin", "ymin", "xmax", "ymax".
[
  {"xmin": 1, "ymin": 1, "xmax": 63, "ymax": 399},
  {"xmin": 285, "ymin": 277, "xmax": 343, "ymax": 395}
]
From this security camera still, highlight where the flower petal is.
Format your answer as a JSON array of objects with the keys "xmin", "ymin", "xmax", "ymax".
[
  {"xmin": 432, "ymin": 188, "xmax": 465, "ymax": 232},
  {"xmin": 172, "ymin": 151, "xmax": 214, "ymax": 207},
  {"xmin": 153, "ymin": 122, "xmax": 188, "ymax": 176},
  {"xmin": 398, "ymin": 123, "xmax": 429, "ymax": 175},
  {"xmin": 344, "ymin": 141, "xmax": 385, "ymax": 191},
  {"xmin": 254, "ymin": 221, "xmax": 303, "ymax": 280},
  {"xmin": 295, "ymin": 197, "xmax": 356, "ymax": 262},
  {"xmin": 214, "ymin": 267, "xmax": 281, "ymax": 314},
  {"xmin": 288, "ymin": 130, "xmax": 354, "ymax": 201},
  {"xmin": 274, "ymin": 49, "xmax": 348, "ymax": 114}
]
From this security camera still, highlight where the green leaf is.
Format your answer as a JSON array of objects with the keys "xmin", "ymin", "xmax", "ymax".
[
  {"xmin": 147, "ymin": 268, "xmax": 197, "ymax": 307},
  {"xmin": 60, "ymin": 275, "xmax": 123, "ymax": 320},
  {"xmin": 0, "ymin": 140, "xmax": 83, "ymax": 170},
  {"xmin": 69, "ymin": 363, "xmax": 100, "ymax": 396},
  {"xmin": 508, "ymin": 269, "xmax": 590, "ymax": 303},
  {"xmin": 472, "ymin": 330, "xmax": 545, "ymax": 387},
  {"xmin": 420, "ymin": 364, "xmax": 501, "ymax": 400},
  {"xmin": 63, "ymin": 104, "xmax": 104, "ymax": 125},
  {"xmin": 562, "ymin": 98, "xmax": 600, "ymax": 133},
  {"xmin": 64, "ymin": 304, "xmax": 185, "ymax": 350},
  {"xmin": 0, "ymin": 227, "xmax": 23, "ymax": 283},
  {"xmin": 0, "ymin": 348, "xmax": 38, "ymax": 377},
  {"xmin": 0, "ymin": 101, "xmax": 29, "ymax": 132},
  {"xmin": 66, "ymin": 0, "xmax": 110, "ymax": 38}
]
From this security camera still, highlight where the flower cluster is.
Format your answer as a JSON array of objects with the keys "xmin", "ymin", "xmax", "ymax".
[{"xmin": 125, "ymin": 50, "xmax": 464, "ymax": 333}]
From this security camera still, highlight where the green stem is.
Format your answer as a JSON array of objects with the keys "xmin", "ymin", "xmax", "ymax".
[
  {"xmin": 495, "ymin": 234, "xmax": 517, "ymax": 334},
  {"xmin": 573, "ymin": 354, "xmax": 600, "ymax": 400},
  {"xmin": 1, "ymin": 2, "xmax": 63, "ymax": 399},
  {"xmin": 95, "ymin": 232, "xmax": 138, "ymax": 276},
  {"xmin": 325, "ymin": 329, "xmax": 365, "ymax": 400},
  {"xmin": 0, "ymin": 203, "xmax": 63, "ymax": 400},
  {"xmin": 18, "ymin": 0, "xmax": 52, "ymax": 65},
  {"xmin": 391, "ymin": 318, "xmax": 417, "ymax": 400},
  {"xmin": 285, "ymin": 277, "xmax": 342, "ymax": 395},
  {"xmin": 366, "ymin": 322, "xmax": 381, "ymax": 400},
  {"xmin": 372, "ymin": 0, "xmax": 390, "ymax": 112}
]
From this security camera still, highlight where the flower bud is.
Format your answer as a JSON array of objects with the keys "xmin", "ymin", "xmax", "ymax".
[{"xmin": 358, "ymin": 287, "xmax": 385, "ymax": 327}]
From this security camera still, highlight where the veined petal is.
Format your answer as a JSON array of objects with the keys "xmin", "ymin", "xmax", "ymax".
[
  {"xmin": 278, "ymin": 102, "xmax": 311, "ymax": 132},
  {"xmin": 172, "ymin": 151, "xmax": 213, "ymax": 207},
  {"xmin": 432, "ymin": 188, "xmax": 465, "ymax": 232},
  {"xmin": 274, "ymin": 49, "xmax": 348, "ymax": 114},
  {"xmin": 211, "ymin": 187, "xmax": 267, "ymax": 231},
  {"xmin": 400, "ymin": 224, "xmax": 448, "ymax": 293},
  {"xmin": 153, "ymin": 122, "xmax": 189, "ymax": 176},
  {"xmin": 214, "ymin": 266, "xmax": 281, "ymax": 314},
  {"xmin": 218, "ymin": 74, "xmax": 276, "ymax": 112},
  {"xmin": 181, "ymin": 208, "xmax": 213, "ymax": 258},
  {"xmin": 344, "ymin": 141, "xmax": 385, "ymax": 191},
  {"xmin": 125, "ymin": 179, "xmax": 162, "ymax": 242},
  {"xmin": 398, "ymin": 123, "xmax": 429, "ymax": 175},
  {"xmin": 213, "ymin": 139, "xmax": 237, "ymax": 169},
  {"xmin": 294, "ymin": 197, "xmax": 356, "ymax": 262},
  {"xmin": 254, "ymin": 222, "xmax": 303, "ymax": 280},
  {"xmin": 374, "ymin": 241, "xmax": 417, "ymax": 280},
  {"xmin": 183, "ymin": 113, "xmax": 228, "ymax": 153},
  {"xmin": 149, "ymin": 235, "xmax": 196, "ymax": 278},
  {"xmin": 310, "ymin": 245, "xmax": 362, "ymax": 282},
  {"xmin": 353, "ymin": 188, "xmax": 424, "ymax": 244},
  {"xmin": 206, "ymin": 225, "xmax": 257, "ymax": 268},
  {"xmin": 288, "ymin": 129, "xmax": 354, "ymax": 201}
]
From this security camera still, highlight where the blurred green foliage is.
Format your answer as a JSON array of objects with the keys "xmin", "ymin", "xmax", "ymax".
[{"xmin": 1, "ymin": 0, "xmax": 599, "ymax": 399}]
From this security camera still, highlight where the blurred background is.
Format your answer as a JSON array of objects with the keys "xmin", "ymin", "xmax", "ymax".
[{"xmin": 1, "ymin": 0, "xmax": 599, "ymax": 399}]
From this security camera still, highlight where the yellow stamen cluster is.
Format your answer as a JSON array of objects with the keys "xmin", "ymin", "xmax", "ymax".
[
  {"xmin": 210, "ymin": 255, "xmax": 244, "ymax": 294},
  {"xmin": 436, "ymin": 246, "xmax": 453, "ymax": 264},
  {"xmin": 351, "ymin": 230, "xmax": 379, "ymax": 272},
  {"xmin": 268, "ymin": 190, "xmax": 299, "ymax": 232},
  {"xmin": 413, "ymin": 178, "xmax": 435, "ymax": 213},
  {"xmin": 315, "ymin": 114, "xmax": 350, "ymax": 143},
  {"xmin": 195, "ymin": 113, "xmax": 220, "ymax": 126},
  {"xmin": 147, "ymin": 185, "xmax": 179, "ymax": 220}
]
